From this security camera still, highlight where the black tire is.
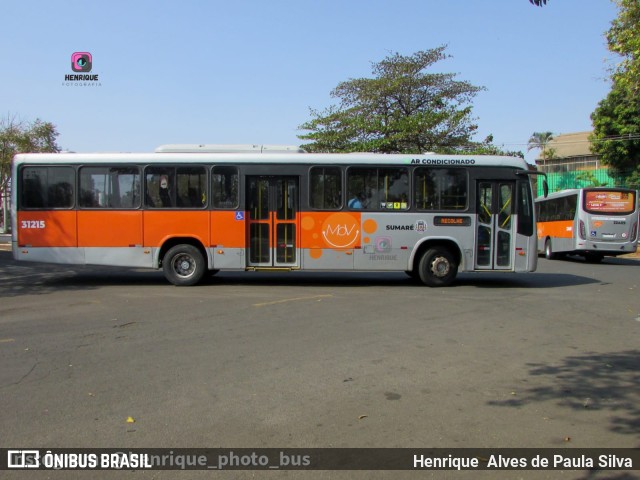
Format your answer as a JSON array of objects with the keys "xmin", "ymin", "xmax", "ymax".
[
  {"xmin": 544, "ymin": 238, "xmax": 557, "ymax": 260},
  {"xmin": 418, "ymin": 247, "xmax": 458, "ymax": 287},
  {"xmin": 163, "ymin": 245, "xmax": 206, "ymax": 286}
]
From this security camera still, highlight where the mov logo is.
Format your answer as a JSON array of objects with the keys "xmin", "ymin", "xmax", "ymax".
[
  {"xmin": 321, "ymin": 213, "xmax": 361, "ymax": 248},
  {"xmin": 8, "ymin": 450, "xmax": 40, "ymax": 468},
  {"xmin": 71, "ymin": 52, "xmax": 92, "ymax": 72}
]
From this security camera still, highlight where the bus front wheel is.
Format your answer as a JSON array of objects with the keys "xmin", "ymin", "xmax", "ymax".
[
  {"xmin": 163, "ymin": 245, "xmax": 206, "ymax": 286},
  {"xmin": 418, "ymin": 247, "xmax": 458, "ymax": 287}
]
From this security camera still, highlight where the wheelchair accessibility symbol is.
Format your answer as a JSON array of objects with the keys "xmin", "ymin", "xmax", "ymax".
[{"xmin": 235, "ymin": 211, "xmax": 245, "ymax": 221}]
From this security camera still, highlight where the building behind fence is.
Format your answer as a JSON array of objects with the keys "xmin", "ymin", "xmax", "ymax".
[{"xmin": 534, "ymin": 131, "xmax": 639, "ymax": 197}]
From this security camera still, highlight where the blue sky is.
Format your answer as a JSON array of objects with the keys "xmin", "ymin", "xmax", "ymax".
[{"xmin": 1, "ymin": 0, "xmax": 619, "ymax": 163}]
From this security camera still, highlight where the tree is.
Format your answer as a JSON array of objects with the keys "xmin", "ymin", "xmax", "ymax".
[
  {"xmin": 527, "ymin": 131, "xmax": 555, "ymax": 160},
  {"xmin": 0, "ymin": 115, "xmax": 61, "ymax": 231},
  {"xmin": 298, "ymin": 47, "xmax": 486, "ymax": 154},
  {"xmin": 606, "ymin": 0, "xmax": 640, "ymax": 94},
  {"xmin": 575, "ymin": 171, "xmax": 608, "ymax": 188},
  {"xmin": 529, "ymin": 0, "xmax": 548, "ymax": 5},
  {"xmin": 463, "ymin": 134, "xmax": 525, "ymax": 158},
  {"xmin": 590, "ymin": 83, "xmax": 640, "ymax": 172},
  {"xmin": 590, "ymin": 0, "xmax": 640, "ymax": 175}
]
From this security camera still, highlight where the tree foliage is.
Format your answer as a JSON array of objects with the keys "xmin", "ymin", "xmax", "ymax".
[
  {"xmin": 529, "ymin": 0, "xmax": 548, "ymax": 6},
  {"xmin": 298, "ymin": 47, "xmax": 486, "ymax": 154},
  {"xmin": 606, "ymin": 0, "xmax": 640, "ymax": 93},
  {"xmin": 590, "ymin": 0, "xmax": 640, "ymax": 175},
  {"xmin": 590, "ymin": 82, "xmax": 640, "ymax": 172},
  {"xmin": 0, "ymin": 115, "xmax": 61, "ymax": 193},
  {"xmin": 463, "ymin": 134, "xmax": 524, "ymax": 158},
  {"xmin": 527, "ymin": 131, "xmax": 556, "ymax": 161}
]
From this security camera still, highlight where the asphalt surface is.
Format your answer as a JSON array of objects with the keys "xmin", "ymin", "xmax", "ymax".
[{"xmin": 0, "ymin": 249, "xmax": 639, "ymax": 479}]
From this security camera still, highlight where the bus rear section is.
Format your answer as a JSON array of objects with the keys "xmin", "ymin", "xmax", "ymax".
[{"xmin": 536, "ymin": 188, "xmax": 639, "ymax": 262}]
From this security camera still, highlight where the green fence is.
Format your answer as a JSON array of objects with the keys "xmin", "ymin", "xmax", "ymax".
[{"xmin": 536, "ymin": 168, "xmax": 640, "ymax": 197}]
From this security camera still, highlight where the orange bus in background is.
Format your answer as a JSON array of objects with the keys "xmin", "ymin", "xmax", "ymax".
[
  {"xmin": 535, "ymin": 188, "xmax": 639, "ymax": 262},
  {"xmin": 12, "ymin": 144, "xmax": 542, "ymax": 286}
]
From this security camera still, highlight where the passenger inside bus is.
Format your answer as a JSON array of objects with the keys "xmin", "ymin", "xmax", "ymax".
[{"xmin": 348, "ymin": 192, "xmax": 365, "ymax": 209}]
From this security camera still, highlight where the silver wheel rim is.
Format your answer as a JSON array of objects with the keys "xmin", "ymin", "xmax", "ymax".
[
  {"xmin": 173, "ymin": 254, "xmax": 196, "ymax": 279},
  {"xmin": 430, "ymin": 256, "xmax": 450, "ymax": 278}
]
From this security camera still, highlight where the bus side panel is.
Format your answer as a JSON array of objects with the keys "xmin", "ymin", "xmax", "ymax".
[
  {"xmin": 211, "ymin": 211, "xmax": 246, "ymax": 269},
  {"xmin": 143, "ymin": 211, "xmax": 210, "ymax": 247},
  {"xmin": 537, "ymin": 220, "xmax": 574, "ymax": 253},
  {"xmin": 514, "ymin": 231, "xmax": 538, "ymax": 272},
  {"xmin": 17, "ymin": 211, "xmax": 77, "ymax": 247},
  {"xmin": 353, "ymin": 213, "xmax": 415, "ymax": 271},
  {"xmin": 78, "ymin": 211, "xmax": 143, "ymax": 247},
  {"xmin": 299, "ymin": 211, "xmax": 357, "ymax": 270}
]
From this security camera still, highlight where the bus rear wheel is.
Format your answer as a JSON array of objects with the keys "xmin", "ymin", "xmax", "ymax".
[
  {"xmin": 163, "ymin": 245, "xmax": 205, "ymax": 286},
  {"xmin": 418, "ymin": 247, "xmax": 458, "ymax": 287},
  {"xmin": 544, "ymin": 239, "xmax": 557, "ymax": 260}
]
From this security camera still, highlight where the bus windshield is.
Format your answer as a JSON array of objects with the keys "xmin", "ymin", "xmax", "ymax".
[{"xmin": 583, "ymin": 190, "xmax": 637, "ymax": 215}]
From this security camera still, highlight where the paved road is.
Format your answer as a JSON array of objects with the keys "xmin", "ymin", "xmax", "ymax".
[{"xmin": 0, "ymin": 251, "xmax": 639, "ymax": 479}]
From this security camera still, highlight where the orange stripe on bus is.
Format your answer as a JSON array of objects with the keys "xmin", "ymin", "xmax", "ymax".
[
  {"xmin": 537, "ymin": 220, "xmax": 574, "ymax": 239},
  {"xmin": 78, "ymin": 211, "xmax": 143, "ymax": 247},
  {"xmin": 18, "ymin": 211, "xmax": 78, "ymax": 247},
  {"xmin": 211, "ymin": 211, "xmax": 246, "ymax": 248},
  {"xmin": 144, "ymin": 211, "xmax": 210, "ymax": 246}
]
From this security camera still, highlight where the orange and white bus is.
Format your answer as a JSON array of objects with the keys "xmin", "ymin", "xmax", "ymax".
[
  {"xmin": 12, "ymin": 145, "xmax": 542, "ymax": 286},
  {"xmin": 535, "ymin": 188, "xmax": 639, "ymax": 262}
]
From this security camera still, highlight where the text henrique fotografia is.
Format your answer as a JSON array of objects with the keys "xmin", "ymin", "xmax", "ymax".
[{"xmin": 63, "ymin": 52, "xmax": 102, "ymax": 87}]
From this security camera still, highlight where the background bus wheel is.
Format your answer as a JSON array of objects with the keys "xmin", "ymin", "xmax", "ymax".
[
  {"xmin": 418, "ymin": 247, "xmax": 458, "ymax": 287},
  {"xmin": 163, "ymin": 245, "xmax": 205, "ymax": 286},
  {"xmin": 544, "ymin": 239, "xmax": 557, "ymax": 260}
]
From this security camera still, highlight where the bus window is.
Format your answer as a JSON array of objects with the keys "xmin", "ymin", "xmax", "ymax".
[
  {"xmin": 565, "ymin": 195, "xmax": 577, "ymax": 220},
  {"xmin": 79, "ymin": 166, "xmax": 140, "ymax": 208},
  {"xmin": 347, "ymin": 167, "xmax": 409, "ymax": 210},
  {"xmin": 517, "ymin": 181, "xmax": 534, "ymax": 236},
  {"xmin": 146, "ymin": 167, "xmax": 174, "ymax": 208},
  {"xmin": 310, "ymin": 167, "xmax": 342, "ymax": 210},
  {"xmin": 145, "ymin": 166, "xmax": 205, "ymax": 209},
  {"xmin": 21, "ymin": 166, "xmax": 74, "ymax": 209},
  {"xmin": 414, "ymin": 168, "xmax": 467, "ymax": 211},
  {"xmin": 176, "ymin": 166, "xmax": 206, "ymax": 208},
  {"xmin": 211, "ymin": 166, "xmax": 239, "ymax": 209},
  {"xmin": 499, "ymin": 184, "xmax": 512, "ymax": 229}
]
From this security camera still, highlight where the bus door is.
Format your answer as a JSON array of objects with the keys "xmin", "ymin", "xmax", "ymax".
[
  {"xmin": 246, "ymin": 176, "xmax": 299, "ymax": 267},
  {"xmin": 475, "ymin": 181, "xmax": 515, "ymax": 270}
]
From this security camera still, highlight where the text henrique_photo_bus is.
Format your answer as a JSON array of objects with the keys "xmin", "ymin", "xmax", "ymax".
[
  {"xmin": 535, "ymin": 187, "xmax": 639, "ymax": 262},
  {"xmin": 11, "ymin": 144, "xmax": 544, "ymax": 287}
]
